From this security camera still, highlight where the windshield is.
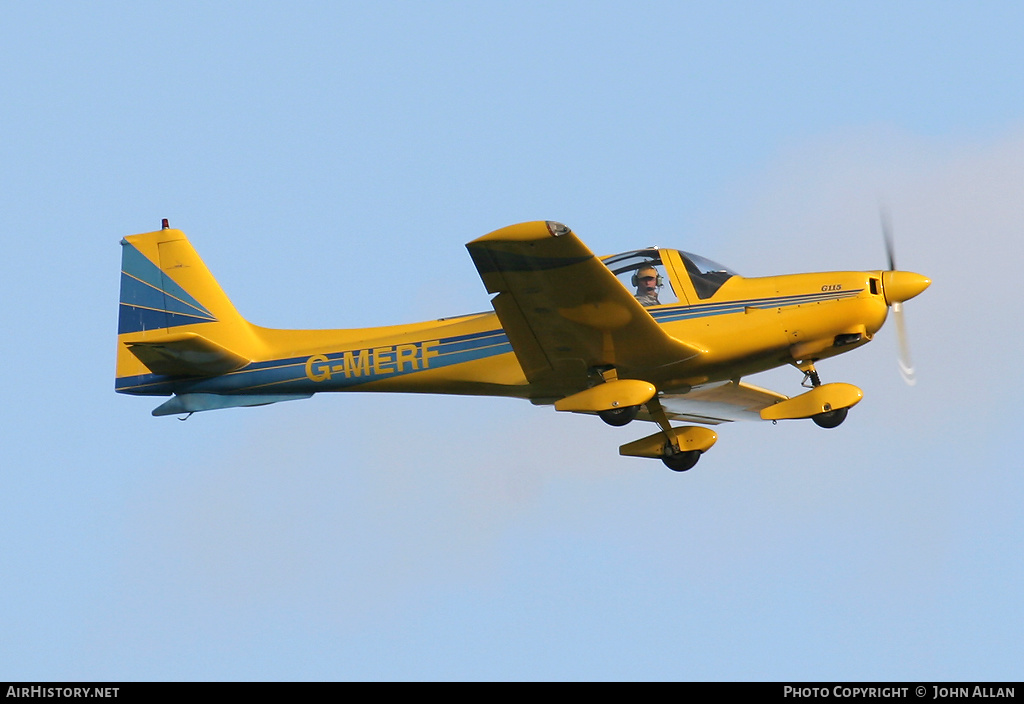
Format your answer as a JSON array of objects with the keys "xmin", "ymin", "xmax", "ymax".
[{"xmin": 679, "ymin": 251, "xmax": 737, "ymax": 299}]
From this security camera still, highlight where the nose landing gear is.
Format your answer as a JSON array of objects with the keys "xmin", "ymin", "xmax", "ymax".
[
  {"xmin": 760, "ymin": 361, "xmax": 863, "ymax": 428},
  {"xmin": 812, "ymin": 406, "xmax": 849, "ymax": 428},
  {"xmin": 799, "ymin": 362, "xmax": 850, "ymax": 429}
]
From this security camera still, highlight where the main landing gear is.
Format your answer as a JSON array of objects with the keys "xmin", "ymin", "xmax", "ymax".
[
  {"xmin": 598, "ymin": 404, "xmax": 640, "ymax": 426},
  {"xmin": 616, "ymin": 395, "xmax": 718, "ymax": 472},
  {"xmin": 578, "ymin": 367, "xmax": 712, "ymax": 472}
]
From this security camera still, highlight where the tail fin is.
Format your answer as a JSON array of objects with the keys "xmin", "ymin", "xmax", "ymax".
[{"xmin": 116, "ymin": 225, "xmax": 257, "ymax": 394}]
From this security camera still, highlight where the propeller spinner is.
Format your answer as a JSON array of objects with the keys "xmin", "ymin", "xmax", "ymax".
[{"xmin": 880, "ymin": 210, "xmax": 930, "ymax": 385}]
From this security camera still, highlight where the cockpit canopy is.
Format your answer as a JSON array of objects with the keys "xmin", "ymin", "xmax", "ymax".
[{"xmin": 601, "ymin": 248, "xmax": 738, "ymax": 305}]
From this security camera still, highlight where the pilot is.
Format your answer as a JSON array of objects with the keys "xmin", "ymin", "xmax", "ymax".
[{"xmin": 633, "ymin": 266, "xmax": 662, "ymax": 307}]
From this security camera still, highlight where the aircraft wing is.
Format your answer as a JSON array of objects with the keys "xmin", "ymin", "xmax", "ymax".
[
  {"xmin": 466, "ymin": 221, "xmax": 703, "ymax": 395},
  {"xmin": 650, "ymin": 380, "xmax": 789, "ymax": 424}
]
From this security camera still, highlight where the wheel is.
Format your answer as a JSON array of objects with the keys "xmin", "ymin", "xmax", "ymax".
[
  {"xmin": 662, "ymin": 450, "xmax": 701, "ymax": 472},
  {"xmin": 598, "ymin": 404, "xmax": 640, "ymax": 427},
  {"xmin": 812, "ymin": 407, "xmax": 848, "ymax": 428}
]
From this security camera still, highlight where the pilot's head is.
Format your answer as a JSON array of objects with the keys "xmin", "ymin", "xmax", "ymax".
[{"xmin": 634, "ymin": 266, "xmax": 660, "ymax": 296}]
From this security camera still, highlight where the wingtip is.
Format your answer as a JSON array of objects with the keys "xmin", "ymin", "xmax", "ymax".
[{"xmin": 468, "ymin": 221, "xmax": 571, "ymax": 245}]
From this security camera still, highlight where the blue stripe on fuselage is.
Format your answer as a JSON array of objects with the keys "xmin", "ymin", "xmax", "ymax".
[
  {"xmin": 649, "ymin": 288, "xmax": 863, "ymax": 324},
  {"xmin": 115, "ymin": 290, "xmax": 862, "ymax": 396}
]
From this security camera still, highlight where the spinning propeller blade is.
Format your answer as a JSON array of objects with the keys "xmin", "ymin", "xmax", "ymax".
[
  {"xmin": 879, "ymin": 209, "xmax": 929, "ymax": 386},
  {"xmin": 892, "ymin": 301, "xmax": 916, "ymax": 386},
  {"xmin": 881, "ymin": 207, "xmax": 897, "ymax": 271}
]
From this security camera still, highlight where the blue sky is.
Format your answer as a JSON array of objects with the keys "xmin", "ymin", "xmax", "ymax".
[{"xmin": 2, "ymin": 1, "xmax": 1022, "ymax": 681}]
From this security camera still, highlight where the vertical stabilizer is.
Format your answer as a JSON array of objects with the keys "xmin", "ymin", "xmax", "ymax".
[{"xmin": 116, "ymin": 226, "xmax": 257, "ymax": 393}]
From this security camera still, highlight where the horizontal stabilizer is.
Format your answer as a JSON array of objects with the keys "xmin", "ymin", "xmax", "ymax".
[
  {"xmin": 152, "ymin": 392, "xmax": 313, "ymax": 416},
  {"xmin": 124, "ymin": 332, "xmax": 250, "ymax": 377}
]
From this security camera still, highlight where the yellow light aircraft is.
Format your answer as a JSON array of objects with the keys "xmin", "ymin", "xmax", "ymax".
[{"xmin": 116, "ymin": 219, "xmax": 929, "ymax": 471}]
